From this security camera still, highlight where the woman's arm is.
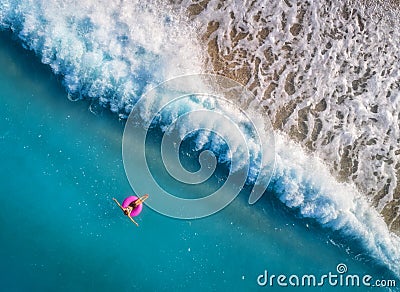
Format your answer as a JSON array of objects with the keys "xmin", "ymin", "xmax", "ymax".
[
  {"xmin": 128, "ymin": 215, "xmax": 139, "ymax": 227},
  {"xmin": 113, "ymin": 198, "xmax": 125, "ymax": 211}
]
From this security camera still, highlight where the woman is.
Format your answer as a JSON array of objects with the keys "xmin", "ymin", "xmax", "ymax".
[{"xmin": 113, "ymin": 194, "xmax": 149, "ymax": 227}]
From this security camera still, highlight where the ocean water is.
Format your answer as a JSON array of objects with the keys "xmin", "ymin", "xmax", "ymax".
[
  {"xmin": 0, "ymin": 0, "xmax": 399, "ymax": 291},
  {"xmin": 0, "ymin": 32, "xmax": 394, "ymax": 291}
]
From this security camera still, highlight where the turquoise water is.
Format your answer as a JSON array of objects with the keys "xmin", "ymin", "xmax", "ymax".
[{"xmin": 0, "ymin": 32, "xmax": 398, "ymax": 291}]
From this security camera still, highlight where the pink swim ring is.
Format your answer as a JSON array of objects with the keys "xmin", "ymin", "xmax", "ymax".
[{"xmin": 121, "ymin": 196, "xmax": 143, "ymax": 217}]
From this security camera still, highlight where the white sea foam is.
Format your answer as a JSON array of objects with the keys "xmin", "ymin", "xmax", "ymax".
[
  {"xmin": 1, "ymin": 0, "xmax": 400, "ymax": 277},
  {"xmin": 272, "ymin": 132, "xmax": 400, "ymax": 276},
  {"xmin": 0, "ymin": 0, "xmax": 204, "ymax": 115},
  {"xmin": 182, "ymin": 0, "xmax": 400, "ymax": 226}
]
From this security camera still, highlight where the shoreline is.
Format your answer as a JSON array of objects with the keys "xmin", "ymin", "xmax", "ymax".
[{"xmin": 185, "ymin": 0, "xmax": 400, "ymax": 234}]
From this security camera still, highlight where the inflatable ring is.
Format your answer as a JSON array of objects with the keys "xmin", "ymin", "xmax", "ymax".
[{"xmin": 121, "ymin": 196, "xmax": 143, "ymax": 217}]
